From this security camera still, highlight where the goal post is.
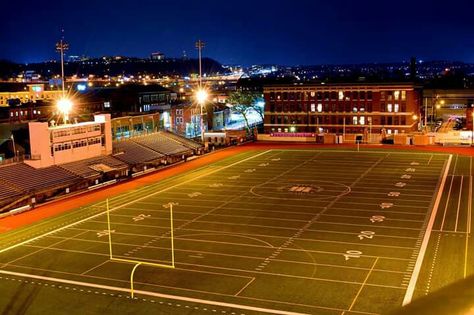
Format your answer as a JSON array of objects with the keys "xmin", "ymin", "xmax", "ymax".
[{"xmin": 105, "ymin": 199, "xmax": 176, "ymax": 297}]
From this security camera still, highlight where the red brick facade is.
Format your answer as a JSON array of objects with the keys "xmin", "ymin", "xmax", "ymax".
[{"xmin": 264, "ymin": 83, "xmax": 422, "ymax": 134}]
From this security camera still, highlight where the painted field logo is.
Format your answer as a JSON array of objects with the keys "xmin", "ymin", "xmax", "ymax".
[{"xmin": 288, "ymin": 185, "xmax": 323, "ymax": 194}]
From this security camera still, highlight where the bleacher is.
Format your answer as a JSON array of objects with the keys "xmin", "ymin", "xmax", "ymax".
[
  {"xmin": 0, "ymin": 131, "xmax": 203, "ymax": 213},
  {"xmin": 0, "ymin": 163, "xmax": 81, "ymax": 193},
  {"xmin": 0, "ymin": 181, "xmax": 23, "ymax": 201},
  {"xmin": 113, "ymin": 140, "xmax": 164, "ymax": 165},
  {"xmin": 60, "ymin": 156, "xmax": 128, "ymax": 179},
  {"xmin": 132, "ymin": 133, "xmax": 192, "ymax": 156},
  {"xmin": 161, "ymin": 131, "xmax": 203, "ymax": 150}
]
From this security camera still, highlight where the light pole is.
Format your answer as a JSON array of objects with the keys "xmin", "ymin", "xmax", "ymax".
[
  {"xmin": 195, "ymin": 40, "xmax": 205, "ymax": 87},
  {"xmin": 195, "ymin": 40, "xmax": 206, "ymax": 142},
  {"xmin": 195, "ymin": 89, "xmax": 208, "ymax": 142},
  {"xmin": 55, "ymin": 29, "xmax": 69, "ymax": 97}
]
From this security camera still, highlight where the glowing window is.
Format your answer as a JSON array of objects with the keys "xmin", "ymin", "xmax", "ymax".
[
  {"xmin": 359, "ymin": 116, "xmax": 365, "ymax": 125},
  {"xmin": 394, "ymin": 104, "xmax": 399, "ymax": 112},
  {"xmin": 387, "ymin": 104, "xmax": 393, "ymax": 112},
  {"xmin": 394, "ymin": 91, "xmax": 400, "ymax": 100},
  {"xmin": 353, "ymin": 116, "xmax": 358, "ymax": 125},
  {"xmin": 311, "ymin": 104, "xmax": 316, "ymax": 112},
  {"xmin": 317, "ymin": 104, "xmax": 322, "ymax": 112},
  {"xmin": 338, "ymin": 91, "xmax": 344, "ymax": 100}
]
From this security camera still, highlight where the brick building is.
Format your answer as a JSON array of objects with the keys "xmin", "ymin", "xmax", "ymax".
[{"xmin": 263, "ymin": 82, "xmax": 422, "ymax": 135}]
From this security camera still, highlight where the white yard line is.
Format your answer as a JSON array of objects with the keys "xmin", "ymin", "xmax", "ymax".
[
  {"xmin": 41, "ymin": 234, "xmax": 412, "ymax": 274},
  {"xmin": 427, "ymin": 154, "xmax": 433, "ymax": 165},
  {"xmin": 402, "ymin": 154, "xmax": 453, "ymax": 306},
  {"xmin": 0, "ymin": 269, "xmax": 309, "ymax": 315},
  {"xmin": 468, "ymin": 175, "xmax": 472, "ymax": 235},
  {"xmin": 234, "ymin": 277, "xmax": 255, "ymax": 296},
  {"xmin": 465, "ymin": 175, "xmax": 472, "ymax": 279},
  {"xmin": 345, "ymin": 257, "xmax": 379, "ymax": 314},
  {"xmin": 0, "ymin": 150, "xmax": 272, "ymax": 255},
  {"xmin": 454, "ymin": 176, "xmax": 464, "ymax": 232},
  {"xmin": 5, "ymin": 230, "xmax": 88, "ymax": 265},
  {"xmin": 87, "ymin": 218, "xmax": 418, "ymax": 250},
  {"xmin": 440, "ymin": 173, "xmax": 455, "ymax": 231}
]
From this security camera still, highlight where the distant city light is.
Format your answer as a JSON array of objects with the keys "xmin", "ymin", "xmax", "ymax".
[{"xmin": 32, "ymin": 86, "xmax": 42, "ymax": 92}]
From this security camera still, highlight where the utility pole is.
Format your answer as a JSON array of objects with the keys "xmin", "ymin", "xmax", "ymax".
[{"xmin": 55, "ymin": 29, "xmax": 69, "ymax": 96}]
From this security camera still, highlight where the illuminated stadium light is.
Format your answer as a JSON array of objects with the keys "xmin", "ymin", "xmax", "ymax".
[
  {"xmin": 195, "ymin": 88, "xmax": 208, "ymax": 104},
  {"xmin": 57, "ymin": 98, "xmax": 73, "ymax": 123}
]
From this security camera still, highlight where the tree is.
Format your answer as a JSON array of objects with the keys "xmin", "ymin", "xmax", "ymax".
[{"xmin": 226, "ymin": 91, "xmax": 259, "ymax": 132}]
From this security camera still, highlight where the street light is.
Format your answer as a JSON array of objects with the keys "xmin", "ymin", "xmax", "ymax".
[{"xmin": 57, "ymin": 98, "xmax": 73, "ymax": 124}]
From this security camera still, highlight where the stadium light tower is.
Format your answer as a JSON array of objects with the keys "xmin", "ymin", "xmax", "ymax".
[
  {"xmin": 195, "ymin": 40, "xmax": 206, "ymax": 142},
  {"xmin": 55, "ymin": 29, "xmax": 69, "ymax": 96}
]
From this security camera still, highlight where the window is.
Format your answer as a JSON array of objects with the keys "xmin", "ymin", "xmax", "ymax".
[
  {"xmin": 311, "ymin": 104, "xmax": 316, "ymax": 112},
  {"xmin": 359, "ymin": 116, "xmax": 365, "ymax": 125},
  {"xmin": 317, "ymin": 104, "xmax": 322, "ymax": 112},
  {"xmin": 387, "ymin": 104, "xmax": 393, "ymax": 112},
  {"xmin": 338, "ymin": 91, "xmax": 344, "ymax": 100},
  {"xmin": 401, "ymin": 91, "xmax": 406, "ymax": 100},
  {"xmin": 353, "ymin": 116, "xmax": 358, "ymax": 125},
  {"xmin": 394, "ymin": 104, "xmax": 399, "ymax": 112},
  {"xmin": 353, "ymin": 107, "xmax": 358, "ymax": 112},
  {"xmin": 394, "ymin": 91, "xmax": 400, "ymax": 100}
]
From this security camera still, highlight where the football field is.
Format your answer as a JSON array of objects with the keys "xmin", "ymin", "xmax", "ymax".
[{"xmin": 0, "ymin": 149, "xmax": 460, "ymax": 315}]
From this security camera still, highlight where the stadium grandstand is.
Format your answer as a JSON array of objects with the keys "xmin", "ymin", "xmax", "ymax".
[{"xmin": 0, "ymin": 114, "xmax": 203, "ymax": 215}]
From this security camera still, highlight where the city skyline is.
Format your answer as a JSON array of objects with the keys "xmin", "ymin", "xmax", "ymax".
[{"xmin": 2, "ymin": 0, "xmax": 474, "ymax": 65}]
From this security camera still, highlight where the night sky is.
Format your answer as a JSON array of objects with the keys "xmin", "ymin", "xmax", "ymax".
[{"xmin": 1, "ymin": 0, "xmax": 473, "ymax": 65}]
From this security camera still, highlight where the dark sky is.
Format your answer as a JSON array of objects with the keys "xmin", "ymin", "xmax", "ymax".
[{"xmin": 1, "ymin": 0, "xmax": 473, "ymax": 65}]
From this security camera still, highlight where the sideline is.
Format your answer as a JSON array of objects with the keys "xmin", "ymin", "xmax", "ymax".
[{"xmin": 402, "ymin": 154, "xmax": 453, "ymax": 305}]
